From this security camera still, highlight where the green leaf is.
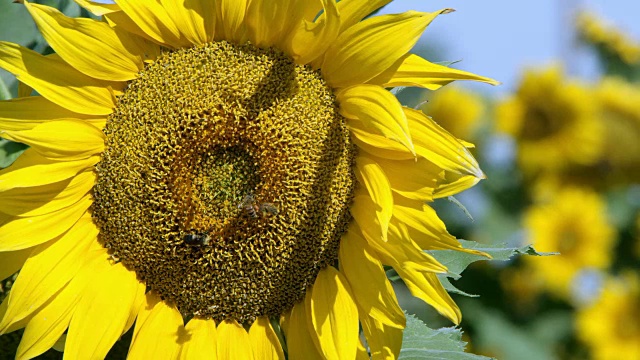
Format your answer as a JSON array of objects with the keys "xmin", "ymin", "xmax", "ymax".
[
  {"xmin": 399, "ymin": 313, "xmax": 495, "ymax": 360},
  {"xmin": 0, "ymin": 77, "xmax": 11, "ymax": 101},
  {"xmin": 430, "ymin": 240, "xmax": 555, "ymax": 296},
  {"xmin": 0, "ymin": 139, "xmax": 29, "ymax": 169}
]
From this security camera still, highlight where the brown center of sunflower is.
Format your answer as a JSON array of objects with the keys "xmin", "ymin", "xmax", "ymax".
[{"xmin": 91, "ymin": 41, "xmax": 357, "ymax": 324}]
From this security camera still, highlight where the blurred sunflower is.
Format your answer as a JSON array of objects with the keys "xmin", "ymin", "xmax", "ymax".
[
  {"xmin": 420, "ymin": 86, "xmax": 484, "ymax": 141},
  {"xmin": 576, "ymin": 11, "xmax": 640, "ymax": 65},
  {"xmin": 0, "ymin": 0, "xmax": 496, "ymax": 358},
  {"xmin": 496, "ymin": 66, "xmax": 603, "ymax": 175},
  {"xmin": 576, "ymin": 273, "xmax": 640, "ymax": 360},
  {"xmin": 524, "ymin": 187, "xmax": 615, "ymax": 300}
]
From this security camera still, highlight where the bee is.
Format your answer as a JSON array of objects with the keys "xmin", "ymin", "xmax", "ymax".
[
  {"xmin": 183, "ymin": 233, "xmax": 211, "ymax": 246},
  {"xmin": 238, "ymin": 194, "xmax": 278, "ymax": 218}
]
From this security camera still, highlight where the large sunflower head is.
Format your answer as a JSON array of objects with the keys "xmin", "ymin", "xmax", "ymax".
[
  {"xmin": 0, "ymin": 0, "xmax": 496, "ymax": 358},
  {"xmin": 496, "ymin": 66, "xmax": 603, "ymax": 174}
]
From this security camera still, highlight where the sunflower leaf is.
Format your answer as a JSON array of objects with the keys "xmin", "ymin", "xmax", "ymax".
[
  {"xmin": 398, "ymin": 313, "xmax": 495, "ymax": 359},
  {"xmin": 430, "ymin": 240, "xmax": 555, "ymax": 297},
  {"xmin": 0, "ymin": 139, "xmax": 29, "ymax": 169}
]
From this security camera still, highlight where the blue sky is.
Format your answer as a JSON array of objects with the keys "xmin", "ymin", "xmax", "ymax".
[{"xmin": 381, "ymin": 0, "xmax": 640, "ymax": 96}]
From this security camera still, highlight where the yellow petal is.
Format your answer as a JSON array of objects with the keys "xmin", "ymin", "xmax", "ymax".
[
  {"xmin": 0, "ymin": 42, "xmax": 118, "ymax": 115},
  {"xmin": 0, "ymin": 171, "xmax": 95, "ymax": 217},
  {"xmin": 286, "ymin": 300, "xmax": 324, "ymax": 360},
  {"xmin": 249, "ymin": 316, "xmax": 285, "ymax": 360},
  {"xmin": 217, "ymin": 319, "xmax": 254, "ymax": 360},
  {"xmin": 336, "ymin": 0, "xmax": 392, "ymax": 33},
  {"xmin": 0, "ymin": 149, "xmax": 99, "ymax": 192},
  {"xmin": 339, "ymin": 85, "xmax": 414, "ymax": 154},
  {"xmin": 348, "ymin": 119, "xmax": 414, "ymax": 161},
  {"xmin": 434, "ymin": 174, "xmax": 482, "ymax": 198},
  {"xmin": 0, "ymin": 247, "xmax": 32, "ymax": 281},
  {"xmin": 369, "ymin": 154, "xmax": 440, "ymax": 202},
  {"xmin": 350, "ymin": 192, "xmax": 386, "ymax": 245},
  {"xmin": 66, "ymin": 262, "xmax": 145, "ymax": 359},
  {"xmin": 215, "ymin": 0, "xmax": 249, "ymax": 43},
  {"xmin": 306, "ymin": 266, "xmax": 359, "ymax": 360},
  {"xmin": 128, "ymin": 292, "xmax": 183, "ymax": 359},
  {"xmin": 15, "ymin": 249, "xmax": 103, "ymax": 359},
  {"xmin": 74, "ymin": 0, "xmax": 120, "ymax": 15},
  {"xmin": 0, "ymin": 215, "xmax": 97, "ymax": 332},
  {"xmin": 1, "ymin": 120, "xmax": 104, "ymax": 161},
  {"xmin": 369, "ymin": 53, "xmax": 500, "ymax": 90},
  {"xmin": 114, "ymin": 0, "xmax": 183, "ymax": 46},
  {"xmin": 24, "ymin": 2, "xmax": 144, "ymax": 81},
  {"xmin": 355, "ymin": 155, "xmax": 393, "ymax": 242},
  {"xmin": 179, "ymin": 318, "xmax": 217, "ymax": 360},
  {"xmin": 339, "ymin": 230, "xmax": 405, "ymax": 329},
  {"xmin": 397, "ymin": 268, "xmax": 461, "ymax": 324},
  {"xmin": 0, "ymin": 196, "xmax": 92, "ymax": 251},
  {"xmin": 323, "ymin": 10, "xmax": 450, "ymax": 88},
  {"xmin": 287, "ymin": 0, "xmax": 340, "ymax": 65},
  {"xmin": 245, "ymin": 0, "xmax": 286, "ymax": 47},
  {"xmin": 0, "ymin": 96, "xmax": 103, "ymax": 131},
  {"xmin": 405, "ymin": 107, "xmax": 484, "ymax": 177},
  {"xmin": 360, "ymin": 315, "xmax": 403, "ymax": 360},
  {"xmin": 17, "ymin": 81, "xmax": 33, "ymax": 98},
  {"xmin": 161, "ymin": 0, "xmax": 215, "ymax": 45}
]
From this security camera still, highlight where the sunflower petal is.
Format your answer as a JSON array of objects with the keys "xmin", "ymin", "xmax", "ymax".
[
  {"xmin": 0, "ymin": 171, "xmax": 95, "ymax": 217},
  {"xmin": 360, "ymin": 315, "xmax": 403, "ymax": 360},
  {"xmin": 0, "ymin": 248, "xmax": 32, "ymax": 281},
  {"xmin": 246, "ymin": 0, "xmax": 287, "ymax": 47},
  {"xmin": 0, "ymin": 149, "xmax": 99, "ymax": 192},
  {"xmin": 370, "ymin": 154, "xmax": 440, "ymax": 202},
  {"xmin": 323, "ymin": 10, "xmax": 450, "ymax": 88},
  {"xmin": 217, "ymin": 319, "xmax": 254, "ymax": 360},
  {"xmin": 1, "ymin": 120, "xmax": 104, "ymax": 161},
  {"xmin": 215, "ymin": 0, "xmax": 249, "ymax": 43},
  {"xmin": 161, "ymin": 0, "xmax": 215, "ymax": 45},
  {"xmin": 350, "ymin": 192, "xmax": 386, "ymax": 245},
  {"xmin": 339, "ymin": 230, "xmax": 405, "ymax": 329},
  {"xmin": 114, "ymin": 0, "xmax": 182, "ymax": 46},
  {"xmin": 355, "ymin": 155, "xmax": 393, "ymax": 242},
  {"xmin": 369, "ymin": 53, "xmax": 499, "ymax": 90},
  {"xmin": 0, "ymin": 196, "xmax": 92, "ymax": 251},
  {"xmin": 128, "ymin": 292, "xmax": 183, "ymax": 359},
  {"xmin": 249, "ymin": 316, "xmax": 285, "ymax": 360},
  {"xmin": 287, "ymin": 301, "xmax": 324, "ymax": 360},
  {"xmin": 24, "ymin": 2, "xmax": 144, "ymax": 81},
  {"xmin": 339, "ymin": 85, "xmax": 414, "ymax": 155},
  {"xmin": 66, "ymin": 262, "xmax": 145, "ymax": 359},
  {"xmin": 397, "ymin": 268, "xmax": 461, "ymax": 324},
  {"xmin": 287, "ymin": 0, "xmax": 340, "ymax": 65},
  {"xmin": 0, "ymin": 96, "xmax": 104, "ymax": 131},
  {"xmin": 348, "ymin": 119, "xmax": 414, "ymax": 160},
  {"xmin": 14, "ymin": 249, "xmax": 104, "ymax": 359},
  {"xmin": 0, "ymin": 42, "xmax": 117, "ymax": 115},
  {"xmin": 405, "ymin": 107, "xmax": 484, "ymax": 178},
  {"xmin": 336, "ymin": 0, "xmax": 392, "ymax": 33},
  {"xmin": 74, "ymin": 0, "xmax": 120, "ymax": 15},
  {"xmin": 179, "ymin": 318, "xmax": 217, "ymax": 360},
  {"xmin": 0, "ymin": 216, "xmax": 97, "ymax": 332},
  {"xmin": 434, "ymin": 174, "xmax": 482, "ymax": 198},
  {"xmin": 306, "ymin": 266, "xmax": 359, "ymax": 360}
]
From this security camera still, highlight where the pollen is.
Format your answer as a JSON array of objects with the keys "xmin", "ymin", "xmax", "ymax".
[{"xmin": 91, "ymin": 41, "xmax": 357, "ymax": 324}]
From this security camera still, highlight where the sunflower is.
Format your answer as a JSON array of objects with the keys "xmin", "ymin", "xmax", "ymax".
[
  {"xmin": 495, "ymin": 66, "xmax": 603, "ymax": 175},
  {"xmin": 576, "ymin": 273, "xmax": 640, "ymax": 360},
  {"xmin": 0, "ymin": 0, "xmax": 496, "ymax": 358},
  {"xmin": 420, "ymin": 85, "xmax": 485, "ymax": 141},
  {"xmin": 523, "ymin": 187, "xmax": 615, "ymax": 300}
]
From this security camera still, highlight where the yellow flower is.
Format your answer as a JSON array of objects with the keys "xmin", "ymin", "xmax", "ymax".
[
  {"xmin": 576, "ymin": 273, "xmax": 640, "ymax": 360},
  {"xmin": 576, "ymin": 11, "xmax": 640, "ymax": 64},
  {"xmin": 420, "ymin": 86, "xmax": 484, "ymax": 141},
  {"xmin": 524, "ymin": 187, "xmax": 615, "ymax": 299},
  {"xmin": 496, "ymin": 66, "xmax": 603, "ymax": 174},
  {"xmin": 0, "ymin": 0, "xmax": 496, "ymax": 358}
]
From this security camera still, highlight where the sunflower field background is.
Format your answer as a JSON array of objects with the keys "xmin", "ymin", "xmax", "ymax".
[{"xmin": 0, "ymin": 1, "xmax": 639, "ymax": 359}]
